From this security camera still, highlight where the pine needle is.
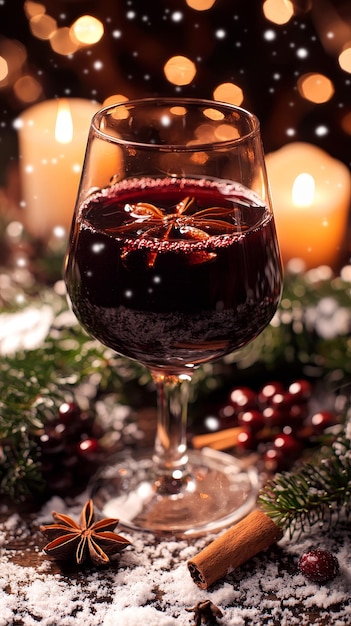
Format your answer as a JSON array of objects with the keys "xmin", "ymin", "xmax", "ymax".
[{"xmin": 258, "ymin": 432, "xmax": 351, "ymax": 538}]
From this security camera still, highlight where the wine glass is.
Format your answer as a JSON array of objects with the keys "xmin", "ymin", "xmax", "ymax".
[{"xmin": 64, "ymin": 98, "xmax": 282, "ymax": 536}]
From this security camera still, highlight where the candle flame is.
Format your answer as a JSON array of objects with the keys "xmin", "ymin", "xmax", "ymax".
[
  {"xmin": 55, "ymin": 99, "xmax": 73, "ymax": 144},
  {"xmin": 292, "ymin": 173, "xmax": 315, "ymax": 207}
]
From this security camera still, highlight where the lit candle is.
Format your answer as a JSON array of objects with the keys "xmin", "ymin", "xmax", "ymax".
[
  {"xmin": 17, "ymin": 98, "xmax": 100, "ymax": 238},
  {"xmin": 266, "ymin": 142, "xmax": 351, "ymax": 269}
]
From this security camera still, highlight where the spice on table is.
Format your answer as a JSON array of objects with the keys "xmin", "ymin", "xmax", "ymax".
[
  {"xmin": 187, "ymin": 509, "xmax": 283, "ymax": 589},
  {"xmin": 191, "ymin": 426, "xmax": 244, "ymax": 450},
  {"xmin": 40, "ymin": 498, "xmax": 131, "ymax": 565},
  {"xmin": 186, "ymin": 599, "xmax": 223, "ymax": 625}
]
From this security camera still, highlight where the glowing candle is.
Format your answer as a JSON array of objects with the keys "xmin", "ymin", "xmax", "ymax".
[
  {"xmin": 266, "ymin": 142, "xmax": 351, "ymax": 269},
  {"xmin": 17, "ymin": 98, "xmax": 100, "ymax": 238}
]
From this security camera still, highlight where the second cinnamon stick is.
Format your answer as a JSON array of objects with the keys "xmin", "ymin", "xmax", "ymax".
[{"xmin": 187, "ymin": 509, "xmax": 283, "ymax": 589}]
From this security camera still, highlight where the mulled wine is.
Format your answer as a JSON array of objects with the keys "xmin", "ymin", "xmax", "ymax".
[{"xmin": 65, "ymin": 177, "xmax": 282, "ymax": 373}]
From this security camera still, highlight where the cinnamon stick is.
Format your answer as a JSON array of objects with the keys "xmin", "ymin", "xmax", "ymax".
[
  {"xmin": 187, "ymin": 509, "xmax": 283, "ymax": 589},
  {"xmin": 191, "ymin": 426, "xmax": 243, "ymax": 451}
]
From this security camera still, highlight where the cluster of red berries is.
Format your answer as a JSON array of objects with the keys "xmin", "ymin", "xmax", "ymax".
[
  {"xmin": 36, "ymin": 402, "xmax": 104, "ymax": 496},
  {"xmin": 203, "ymin": 379, "xmax": 338, "ymax": 471}
]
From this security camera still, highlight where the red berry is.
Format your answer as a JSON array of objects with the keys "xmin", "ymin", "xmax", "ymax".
[
  {"xmin": 273, "ymin": 433, "xmax": 301, "ymax": 458},
  {"xmin": 58, "ymin": 402, "xmax": 81, "ymax": 424},
  {"xmin": 39, "ymin": 428, "xmax": 65, "ymax": 454},
  {"xmin": 288, "ymin": 379, "xmax": 312, "ymax": 402},
  {"xmin": 262, "ymin": 406, "xmax": 285, "ymax": 428},
  {"xmin": 298, "ymin": 549, "xmax": 339, "ymax": 583},
  {"xmin": 270, "ymin": 391, "xmax": 294, "ymax": 412},
  {"xmin": 236, "ymin": 428, "xmax": 255, "ymax": 450},
  {"xmin": 228, "ymin": 387, "xmax": 258, "ymax": 410},
  {"xmin": 289, "ymin": 403, "xmax": 308, "ymax": 424},
  {"xmin": 238, "ymin": 410, "xmax": 265, "ymax": 433},
  {"xmin": 258, "ymin": 381, "xmax": 285, "ymax": 406},
  {"xmin": 77, "ymin": 438, "xmax": 100, "ymax": 456},
  {"xmin": 310, "ymin": 411, "xmax": 336, "ymax": 433},
  {"xmin": 263, "ymin": 447, "xmax": 287, "ymax": 472}
]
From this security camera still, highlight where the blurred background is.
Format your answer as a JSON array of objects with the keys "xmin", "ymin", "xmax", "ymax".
[
  {"xmin": 1, "ymin": 1, "xmax": 351, "ymax": 174},
  {"xmin": 1, "ymin": 0, "xmax": 351, "ymax": 269}
]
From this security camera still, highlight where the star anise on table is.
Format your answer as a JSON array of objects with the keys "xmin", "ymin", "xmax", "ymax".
[
  {"xmin": 186, "ymin": 600, "xmax": 223, "ymax": 626},
  {"xmin": 40, "ymin": 499, "xmax": 131, "ymax": 566},
  {"xmin": 109, "ymin": 196, "xmax": 243, "ymax": 267}
]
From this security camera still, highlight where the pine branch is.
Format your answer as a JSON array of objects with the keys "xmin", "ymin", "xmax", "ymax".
[
  {"xmin": 0, "ymin": 435, "xmax": 46, "ymax": 501},
  {"xmin": 258, "ymin": 433, "xmax": 351, "ymax": 538},
  {"xmin": 0, "ymin": 303, "xmax": 150, "ymax": 502}
]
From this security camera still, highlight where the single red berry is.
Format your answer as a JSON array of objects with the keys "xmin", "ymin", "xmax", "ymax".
[
  {"xmin": 258, "ymin": 381, "xmax": 285, "ymax": 406},
  {"xmin": 228, "ymin": 387, "xmax": 258, "ymax": 411},
  {"xmin": 288, "ymin": 379, "xmax": 312, "ymax": 402},
  {"xmin": 262, "ymin": 406, "xmax": 285, "ymax": 428},
  {"xmin": 77, "ymin": 438, "xmax": 100, "ymax": 457},
  {"xmin": 270, "ymin": 391, "xmax": 294, "ymax": 412},
  {"xmin": 58, "ymin": 402, "xmax": 81, "ymax": 424},
  {"xmin": 309, "ymin": 411, "xmax": 337, "ymax": 433},
  {"xmin": 298, "ymin": 549, "xmax": 339, "ymax": 583},
  {"xmin": 39, "ymin": 428, "xmax": 65, "ymax": 455},
  {"xmin": 236, "ymin": 428, "xmax": 255, "ymax": 450},
  {"xmin": 263, "ymin": 447, "xmax": 287, "ymax": 472},
  {"xmin": 238, "ymin": 410, "xmax": 265, "ymax": 433},
  {"xmin": 288, "ymin": 403, "xmax": 309, "ymax": 424},
  {"xmin": 273, "ymin": 433, "xmax": 301, "ymax": 458}
]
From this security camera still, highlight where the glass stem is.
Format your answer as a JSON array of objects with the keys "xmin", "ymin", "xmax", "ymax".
[{"xmin": 151, "ymin": 372, "xmax": 192, "ymax": 495}]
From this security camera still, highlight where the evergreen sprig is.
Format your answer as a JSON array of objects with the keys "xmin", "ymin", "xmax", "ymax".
[
  {"xmin": 258, "ymin": 433, "xmax": 351, "ymax": 537},
  {"xmin": 0, "ymin": 300, "xmax": 150, "ymax": 501}
]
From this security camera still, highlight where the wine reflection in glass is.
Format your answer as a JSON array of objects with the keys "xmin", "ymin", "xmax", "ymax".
[{"xmin": 64, "ymin": 98, "xmax": 283, "ymax": 536}]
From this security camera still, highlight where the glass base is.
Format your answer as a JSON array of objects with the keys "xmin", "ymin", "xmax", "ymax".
[{"xmin": 92, "ymin": 448, "xmax": 259, "ymax": 537}]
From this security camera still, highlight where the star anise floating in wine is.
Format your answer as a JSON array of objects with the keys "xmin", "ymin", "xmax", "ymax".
[
  {"xmin": 40, "ymin": 499, "xmax": 131, "ymax": 566},
  {"xmin": 110, "ymin": 195, "xmax": 250, "ymax": 267},
  {"xmin": 111, "ymin": 196, "xmax": 240, "ymax": 240}
]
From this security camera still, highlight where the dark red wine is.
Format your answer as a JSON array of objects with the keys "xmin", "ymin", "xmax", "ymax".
[{"xmin": 65, "ymin": 177, "xmax": 282, "ymax": 373}]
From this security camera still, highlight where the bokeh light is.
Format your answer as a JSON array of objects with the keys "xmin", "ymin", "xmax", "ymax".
[
  {"xmin": 13, "ymin": 75, "xmax": 43, "ymax": 103},
  {"xmin": 338, "ymin": 45, "xmax": 351, "ymax": 73},
  {"xmin": 215, "ymin": 124, "xmax": 240, "ymax": 141},
  {"xmin": 50, "ymin": 27, "xmax": 79, "ymax": 56},
  {"xmin": 29, "ymin": 14, "xmax": 57, "ymax": 40},
  {"xmin": 170, "ymin": 106, "xmax": 187, "ymax": 116},
  {"xmin": 0, "ymin": 39, "xmax": 27, "ymax": 88},
  {"xmin": 0, "ymin": 57, "xmax": 8, "ymax": 83},
  {"xmin": 263, "ymin": 0, "xmax": 294, "ymax": 25},
  {"xmin": 163, "ymin": 55, "xmax": 197, "ymax": 86},
  {"xmin": 297, "ymin": 73, "xmax": 334, "ymax": 103},
  {"xmin": 341, "ymin": 111, "xmax": 351, "ymax": 135},
  {"xmin": 103, "ymin": 94, "xmax": 128, "ymax": 107},
  {"xmin": 203, "ymin": 108, "xmax": 225, "ymax": 121},
  {"xmin": 185, "ymin": 0, "xmax": 217, "ymax": 9},
  {"xmin": 71, "ymin": 16, "xmax": 104, "ymax": 46},
  {"xmin": 213, "ymin": 82, "xmax": 244, "ymax": 106},
  {"xmin": 24, "ymin": 1, "xmax": 45, "ymax": 19},
  {"xmin": 0, "ymin": 0, "xmax": 350, "ymax": 190}
]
